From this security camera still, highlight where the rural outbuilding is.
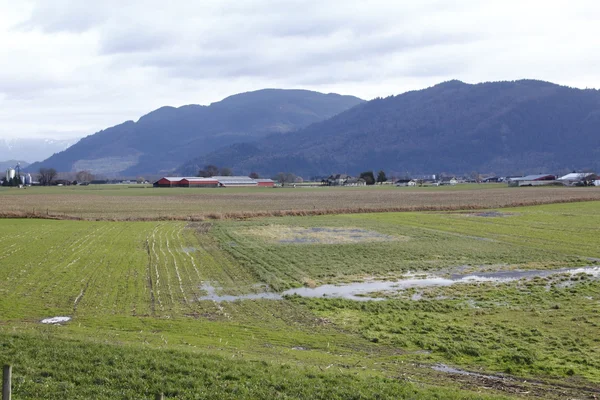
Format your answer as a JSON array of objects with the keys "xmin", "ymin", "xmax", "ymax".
[
  {"xmin": 558, "ymin": 172, "xmax": 598, "ymax": 186},
  {"xmin": 180, "ymin": 178, "xmax": 219, "ymax": 188},
  {"xmin": 508, "ymin": 174, "xmax": 556, "ymax": 187}
]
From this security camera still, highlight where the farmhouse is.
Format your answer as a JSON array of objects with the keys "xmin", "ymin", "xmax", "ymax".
[
  {"xmin": 395, "ymin": 179, "xmax": 412, "ymax": 187},
  {"xmin": 344, "ymin": 177, "xmax": 367, "ymax": 186},
  {"xmin": 325, "ymin": 174, "xmax": 350, "ymax": 186},
  {"xmin": 438, "ymin": 176, "xmax": 458, "ymax": 186},
  {"xmin": 508, "ymin": 174, "xmax": 556, "ymax": 187}
]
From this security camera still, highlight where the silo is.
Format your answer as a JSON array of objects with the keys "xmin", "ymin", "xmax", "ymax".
[
  {"xmin": 7, "ymin": 168, "xmax": 15, "ymax": 179},
  {"xmin": 25, "ymin": 173, "xmax": 32, "ymax": 185}
]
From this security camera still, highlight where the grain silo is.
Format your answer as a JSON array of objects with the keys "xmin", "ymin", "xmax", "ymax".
[{"xmin": 6, "ymin": 168, "xmax": 15, "ymax": 181}]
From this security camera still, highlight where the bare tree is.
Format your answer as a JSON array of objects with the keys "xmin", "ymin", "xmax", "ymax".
[
  {"xmin": 220, "ymin": 167, "xmax": 233, "ymax": 176},
  {"xmin": 75, "ymin": 170, "xmax": 94, "ymax": 183},
  {"xmin": 39, "ymin": 168, "xmax": 57, "ymax": 186},
  {"xmin": 273, "ymin": 172, "xmax": 296, "ymax": 185},
  {"xmin": 199, "ymin": 164, "xmax": 219, "ymax": 177}
]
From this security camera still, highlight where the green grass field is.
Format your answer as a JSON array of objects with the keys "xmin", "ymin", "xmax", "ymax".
[{"xmin": 1, "ymin": 201, "xmax": 599, "ymax": 398}]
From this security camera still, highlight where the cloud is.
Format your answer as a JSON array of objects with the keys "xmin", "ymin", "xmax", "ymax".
[
  {"xmin": 0, "ymin": 0, "xmax": 598, "ymax": 142},
  {"xmin": 14, "ymin": 0, "xmax": 111, "ymax": 33}
]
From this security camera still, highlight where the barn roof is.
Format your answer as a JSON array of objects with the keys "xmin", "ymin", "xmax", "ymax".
[
  {"xmin": 510, "ymin": 174, "xmax": 555, "ymax": 181},
  {"xmin": 180, "ymin": 178, "xmax": 219, "ymax": 182},
  {"xmin": 214, "ymin": 176, "xmax": 258, "ymax": 184},
  {"xmin": 558, "ymin": 172, "xmax": 597, "ymax": 181}
]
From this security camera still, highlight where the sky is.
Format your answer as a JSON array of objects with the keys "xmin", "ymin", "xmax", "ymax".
[{"xmin": 0, "ymin": 0, "xmax": 599, "ymax": 140}]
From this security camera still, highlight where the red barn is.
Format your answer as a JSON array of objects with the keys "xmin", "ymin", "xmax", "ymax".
[
  {"xmin": 153, "ymin": 177, "xmax": 184, "ymax": 187},
  {"xmin": 180, "ymin": 178, "xmax": 219, "ymax": 188},
  {"xmin": 256, "ymin": 179, "xmax": 275, "ymax": 187}
]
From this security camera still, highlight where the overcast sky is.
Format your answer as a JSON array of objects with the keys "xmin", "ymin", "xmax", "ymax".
[{"xmin": 1, "ymin": 0, "xmax": 599, "ymax": 140}]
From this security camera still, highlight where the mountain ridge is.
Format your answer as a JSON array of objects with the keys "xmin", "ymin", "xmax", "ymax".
[
  {"xmin": 27, "ymin": 89, "xmax": 364, "ymax": 176},
  {"xmin": 178, "ymin": 79, "xmax": 600, "ymax": 177}
]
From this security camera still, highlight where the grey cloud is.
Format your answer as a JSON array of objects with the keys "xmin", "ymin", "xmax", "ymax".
[
  {"xmin": 0, "ymin": 77, "xmax": 70, "ymax": 99},
  {"xmin": 15, "ymin": 0, "xmax": 110, "ymax": 33},
  {"xmin": 99, "ymin": 28, "xmax": 174, "ymax": 55}
]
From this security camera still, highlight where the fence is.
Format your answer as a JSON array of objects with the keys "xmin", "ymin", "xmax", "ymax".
[{"xmin": 2, "ymin": 365, "xmax": 165, "ymax": 400}]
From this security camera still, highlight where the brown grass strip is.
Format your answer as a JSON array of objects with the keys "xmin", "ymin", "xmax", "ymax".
[{"xmin": 1, "ymin": 196, "xmax": 598, "ymax": 222}]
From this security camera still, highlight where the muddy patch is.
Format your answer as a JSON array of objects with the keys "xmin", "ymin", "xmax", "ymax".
[
  {"xmin": 241, "ymin": 225, "xmax": 404, "ymax": 245},
  {"xmin": 468, "ymin": 211, "xmax": 515, "ymax": 217},
  {"xmin": 41, "ymin": 316, "xmax": 71, "ymax": 324}
]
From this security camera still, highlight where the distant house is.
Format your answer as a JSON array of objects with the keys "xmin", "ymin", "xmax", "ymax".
[
  {"xmin": 508, "ymin": 174, "xmax": 556, "ymax": 187},
  {"xmin": 325, "ymin": 174, "xmax": 350, "ymax": 186},
  {"xmin": 395, "ymin": 179, "xmax": 412, "ymax": 187},
  {"xmin": 483, "ymin": 176, "xmax": 501, "ymax": 183},
  {"xmin": 558, "ymin": 172, "xmax": 598, "ymax": 186},
  {"xmin": 344, "ymin": 177, "xmax": 366, "ymax": 186},
  {"xmin": 439, "ymin": 177, "xmax": 458, "ymax": 186}
]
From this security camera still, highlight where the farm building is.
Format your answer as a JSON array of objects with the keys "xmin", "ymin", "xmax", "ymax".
[
  {"xmin": 154, "ymin": 177, "xmax": 184, "ymax": 187},
  {"xmin": 180, "ymin": 178, "xmax": 219, "ymax": 188},
  {"xmin": 395, "ymin": 179, "xmax": 412, "ymax": 187},
  {"xmin": 255, "ymin": 179, "xmax": 275, "ymax": 187},
  {"xmin": 213, "ymin": 176, "xmax": 259, "ymax": 187},
  {"xmin": 557, "ymin": 172, "xmax": 598, "ymax": 186},
  {"xmin": 153, "ymin": 176, "xmax": 274, "ymax": 188},
  {"xmin": 508, "ymin": 174, "xmax": 556, "ymax": 187},
  {"xmin": 438, "ymin": 177, "xmax": 458, "ymax": 186}
]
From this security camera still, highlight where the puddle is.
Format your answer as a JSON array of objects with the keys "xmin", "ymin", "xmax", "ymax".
[
  {"xmin": 431, "ymin": 363, "xmax": 507, "ymax": 380},
  {"xmin": 180, "ymin": 247, "xmax": 197, "ymax": 253},
  {"xmin": 282, "ymin": 267, "xmax": 599, "ymax": 300},
  {"xmin": 198, "ymin": 283, "xmax": 282, "ymax": 302},
  {"xmin": 468, "ymin": 211, "xmax": 513, "ymax": 218},
  {"xmin": 41, "ymin": 316, "xmax": 71, "ymax": 324},
  {"xmin": 196, "ymin": 267, "xmax": 599, "ymax": 303}
]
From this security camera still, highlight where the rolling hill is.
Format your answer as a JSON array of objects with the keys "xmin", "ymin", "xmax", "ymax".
[
  {"xmin": 27, "ymin": 90, "xmax": 364, "ymax": 176},
  {"xmin": 179, "ymin": 80, "xmax": 600, "ymax": 177}
]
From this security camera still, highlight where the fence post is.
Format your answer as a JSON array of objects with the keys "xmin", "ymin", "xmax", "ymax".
[
  {"xmin": 155, "ymin": 393, "xmax": 164, "ymax": 400},
  {"xmin": 2, "ymin": 365, "xmax": 11, "ymax": 400}
]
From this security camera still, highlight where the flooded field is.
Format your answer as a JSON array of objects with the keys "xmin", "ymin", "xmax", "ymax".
[
  {"xmin": 2, "ymin": 201, "xmax": 600, "ymax": 399},
  {"xmin": 197, "ymin": 266, "xmax": 600, "ymax": 302}
]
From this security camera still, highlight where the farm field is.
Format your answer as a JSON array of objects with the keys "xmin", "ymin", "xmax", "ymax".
[
  {"xmin": 1, "ymin": 183, "xmax": 600, "ymax": 220},
  {"xmin": 1, "ymin": 201, "xmax": 599, "ymax": 398}
]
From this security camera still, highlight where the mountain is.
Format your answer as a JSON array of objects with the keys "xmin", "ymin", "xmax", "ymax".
[
  {"xmin": 26, "ymin": 90, "xmax": 364, "ymax": 176},
  {"xmin": 179, "ymin": 80, "xmax": 600, "ymax": 177},
  {"xmin": 1, "ymin": 138, "xmax": 77, "ymax": 164},
  {"xmin": 0, "ymin": 160, "xmax": 29, "ymax": 171}
]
